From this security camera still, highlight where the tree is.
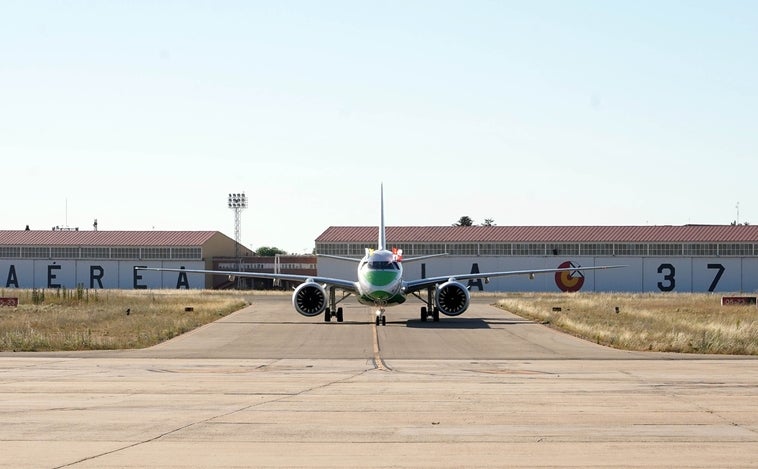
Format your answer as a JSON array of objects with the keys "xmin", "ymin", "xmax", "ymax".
[
  {"xmin": 481, "ymin": 218, "xmax": 496, "ymax": 227},
  {"xmin": 255, "ymin": 246, "xmax": 287, "ymax": 256},
  {"xmin": 453, "ymin": 216, "xmax": 474, "ymax": 227}
]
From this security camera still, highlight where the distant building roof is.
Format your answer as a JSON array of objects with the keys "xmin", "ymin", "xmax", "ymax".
[
  {"xmin": 0, "ymin": 230, "xmax": 222, "ymax": 246},
  {"xmin": 316, "ymin": 225, "xmax": 758, "ymax": 244}
]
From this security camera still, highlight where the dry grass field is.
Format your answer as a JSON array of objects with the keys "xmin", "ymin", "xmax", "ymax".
[
  {"xmin": 2, "ymin": 289, "xmax": 757, "ymax": 355},
  {"xmin": 495, "ymin": 292, "xmax": 758, "ymax": 355},
  {"xmin": 0, "ymin": 289, "xmax": 249, "ymax": 351}
]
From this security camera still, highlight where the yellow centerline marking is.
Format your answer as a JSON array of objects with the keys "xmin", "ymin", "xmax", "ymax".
[{"xmin": 371, "ymin": 317, "xmax": 389, "ymax": 371}]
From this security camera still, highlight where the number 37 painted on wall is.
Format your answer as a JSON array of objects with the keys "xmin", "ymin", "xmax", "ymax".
[{"xmin": 657, "ymin": 263, "xmax": 725, "ymax": 292}]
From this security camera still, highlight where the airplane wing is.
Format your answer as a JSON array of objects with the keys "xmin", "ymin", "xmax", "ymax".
[
  {"xmin": 135, "ymin": 267, "xmax": 358, "ymax": 292},
  {"xmin": 403, "ymin": 264, "xmax": 625, "ymax": 294}
]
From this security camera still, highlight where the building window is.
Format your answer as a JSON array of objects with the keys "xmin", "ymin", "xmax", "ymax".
[
  {"xmin": 171, "ymin": 247, "xmax": 202, "ymax": 259},
  {"xmin": 21, "ymin": 247, "xmax": 50, "ymax": 258},
  {"xmin": 0, "ymin": 247, "xmax": 20, "ymax": 258},
  {"xmin": 683, "ymin": 244, "xmax": 717, "ymax": 256},
  {"xmin": 649, "ymin": 244, "xmax": 682, "ymax": 256},
  {"xmin": 141, "ymin": 248, "xmax": 170, "ymax": 259},
  {"xmin": 111, "ymin": 247, "xmax": 140, "ymax": 259},
  {"xmin": 81, "ymin": 247, "xmax": 109, "ymax": 258},
  {"xmin": 479, "ymin": 244, "xmax": 511, "ymax": 255},
  {"xmin": 513, "ymin": 244, "xmax": 546, "ymax": 256},
  {"xmin": 349, "ymin": 244, "xmax": 373, "ymax": 256},
  {"xmin": 392, "ymin": 243, "xmax": 415, "ymax": 256},
  {"xmin": 547, "ymin": 244, "xmax": 579, "ymax": 256},
  {"xmin": 614, "ymin": 244, "xmax": 647, "ymax": 256},
  {"xmin": 580, "ymin": 244, "xmax": 614, "ymax": 256},
  {"xmin": 448, "ymin": 243, "xmax": 478, "ymax": 255},
  {"xmin": 50, "ymin": 247, "xmax": 80, "ymax": 258},
  {"xmin": 717, "ymin": 244, "xmax": 753, "ymax": 256},
  {"xmin": 414, "ymin": 244, "xmax": 445, "ymax": 255},
  {"xmin": 317, "ymin": 243, "xmax": 349, "ymax": 256}
]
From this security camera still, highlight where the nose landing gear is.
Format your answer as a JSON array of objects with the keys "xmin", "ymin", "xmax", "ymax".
[{"xmin": 375, "ymin": 308, "xmax": 386, "ymax": 326}]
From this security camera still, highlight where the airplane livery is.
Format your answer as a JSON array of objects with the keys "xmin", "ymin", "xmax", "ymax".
[{"xmin": 137, "ymin": 186, "xmax": 622, "ymax": 325}]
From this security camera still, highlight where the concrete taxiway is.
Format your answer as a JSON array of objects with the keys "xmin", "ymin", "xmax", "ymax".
[{"xmin": 1, "ymin": 294, "xmax": 757, "ymax": 468}]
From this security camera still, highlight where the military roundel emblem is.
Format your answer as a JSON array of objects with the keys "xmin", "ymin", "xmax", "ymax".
[{"xmin": 554, "ymin": 261, "xmax": 585, "ymax": 292}]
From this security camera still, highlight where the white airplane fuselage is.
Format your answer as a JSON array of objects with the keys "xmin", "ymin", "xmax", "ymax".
[{"xmin": 356, "ymin": 249, "xmax": 406, "ymax": 308}]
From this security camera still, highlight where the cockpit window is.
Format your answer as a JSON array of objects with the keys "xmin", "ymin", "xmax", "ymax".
[{"xmin": 367, "ymin": 260, "xmax": 399, "ymax": 270}]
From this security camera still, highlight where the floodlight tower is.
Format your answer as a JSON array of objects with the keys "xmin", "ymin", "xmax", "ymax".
[{"xmin": 228, "ymin": 192, "xmax": 248, "ymax": 286}]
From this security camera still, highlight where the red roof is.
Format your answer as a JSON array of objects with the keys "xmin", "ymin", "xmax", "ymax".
[
  {"xmin": 316, "ymin": 225, "xmax": 758, "ymax": 244},
  {"xmin": 0, "ymin": 231, "xmax": 222, "ymax": 246}
]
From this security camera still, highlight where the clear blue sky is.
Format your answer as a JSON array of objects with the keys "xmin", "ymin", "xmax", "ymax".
[{"xmin": 2, "ymin": 1, "xmax": 756, "ymax": 254}]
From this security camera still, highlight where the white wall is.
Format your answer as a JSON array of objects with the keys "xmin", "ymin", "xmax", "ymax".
[
  {"xmin": 0, "ymin": 260, "xmax": 206, "ymax": 289},
  {"xmin": 317, "ymin": 256, "xmax": 758, "ymax": 293}
]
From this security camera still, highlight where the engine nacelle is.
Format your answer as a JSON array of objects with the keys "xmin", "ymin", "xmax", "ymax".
[
  {"xmin": 292, "ymin": 282, "xmax": 327, "ymax": 317},
  {"xmin": 435, "ymin": 280, "xmax": 470, "ymax": 316}
]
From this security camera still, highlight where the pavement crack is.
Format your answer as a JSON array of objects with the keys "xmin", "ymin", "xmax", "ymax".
[{"xmin": 53, "ymin": 369, "xmax": 370, "ymax": 468}]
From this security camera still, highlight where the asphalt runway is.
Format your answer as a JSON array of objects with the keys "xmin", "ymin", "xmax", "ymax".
[{"xmin": 1, "ymin": 294, "xmax": 757, "ymax": 468}]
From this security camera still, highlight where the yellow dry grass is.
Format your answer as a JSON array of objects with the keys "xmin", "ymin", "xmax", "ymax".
[
  {"xmin": 495, "ymin": 292, "xmax": 758, "ymax": 355},
  {"xmin": 0, "ymin": 289, "xmax": 249, "ymax": 351},
  {"xmin": 3, "ymin": 289, "xmax": 756, "ymax": 355}
]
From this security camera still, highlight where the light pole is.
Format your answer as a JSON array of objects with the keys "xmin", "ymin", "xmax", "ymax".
[{"xmin": 228, "ymin": 192, "xmax": 247, "ymax": 288}]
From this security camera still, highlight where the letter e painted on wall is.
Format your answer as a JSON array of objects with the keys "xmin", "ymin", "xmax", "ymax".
[
  {"xmin": 134, "ymin": 266, "xmax": 147, "ymax": 290},
  {"xmin": 48, "ymin": 264, "xmax": 62, "ymax": 288}
]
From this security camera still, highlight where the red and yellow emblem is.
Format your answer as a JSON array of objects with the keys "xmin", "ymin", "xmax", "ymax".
[{"xmin": 555, "ymin": 261, "xmax": 585, "ymax": 292}]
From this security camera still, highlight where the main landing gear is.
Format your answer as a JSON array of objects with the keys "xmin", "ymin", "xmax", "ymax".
[
  {"xmin": 412, "ymin": 287, "xmax": 439, "ymax": 322},
  {"xmin": 420, "ymin": 306, "xmax": 440, "ymax": 322},
  {"xmin": 375, "ymin": 308, "xmax": 387, "ymax": 326},
  {"xmin": 324, "ymin": 307, "xmax": 344, "ymax": 323},
  {"xmin": 324, "ymin": 286, "xmax": 350, "ymax": 323}
]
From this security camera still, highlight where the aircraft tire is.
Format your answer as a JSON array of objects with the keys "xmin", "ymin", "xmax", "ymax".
[
  {"xmin": 324, "ymin": 308, "xmax": 331, "ymax": 322},
  {"xmin": 381, "ymin": 316, "xmax": 386, "ymax": 326},
  {"xmin": 433, "ymin": 308, "xmax": 440, "ymax": 322},
  {"xmin": 337, "ymin": 307, "xmax": 344, "ymax": 323},
  {"xmin": 420, "ymin": 307, "xmax": 427, "ymax": 322}
]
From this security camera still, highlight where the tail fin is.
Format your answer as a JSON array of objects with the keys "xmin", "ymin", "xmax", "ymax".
[{"xmin": 378, "ymin": 183, "xmax": 386, "ymax": 251}]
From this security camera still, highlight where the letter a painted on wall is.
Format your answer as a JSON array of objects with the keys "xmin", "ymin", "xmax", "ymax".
[
  {"xmin": 176, "ymin": 267, "xmax": 190, "ymax": 289},
  {"xmin": 5, "ymin": 265, "xmax": 19, "ymax": 288},
  {"xmin": 467, "ymin": 263, "xmax": 484, "ymax": 291}
]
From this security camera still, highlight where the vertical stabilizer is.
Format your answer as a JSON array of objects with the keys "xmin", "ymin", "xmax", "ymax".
[{"xmin": 378, "ymin": 184, "xmax": 386, "ymax": 251}]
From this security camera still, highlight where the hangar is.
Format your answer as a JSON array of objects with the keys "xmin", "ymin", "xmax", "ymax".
[
  {"xmin": 0, "ymin": 230, "xmax": 318, "ymax": 290},
  {"xmin": 5, "ymin": 225, "xmax": 758, "ymax": 294},
  {"xmin": 0, "ymin": 230, "xmax": 250, "ymax": 289},
  {"xmin": 315, "ymin": 225, "xmax": 758, "ymax": 293}
]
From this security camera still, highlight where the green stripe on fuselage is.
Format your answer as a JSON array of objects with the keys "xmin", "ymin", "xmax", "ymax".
[
  {"xmin": 359, "ymin": 292, "xmax": 406, "ymax": 305},
  {"xmin": 365, "ymin": 270, "xmax": 400, "ymax": 287}
]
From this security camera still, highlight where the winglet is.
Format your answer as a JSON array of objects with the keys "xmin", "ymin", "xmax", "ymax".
[{"xmin": 378, "ymin": 183, "xmax": 386, "ymax": 251}]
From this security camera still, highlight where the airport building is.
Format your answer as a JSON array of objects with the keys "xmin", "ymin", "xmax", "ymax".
[
  {"xmin": 315, "ymin": 225, "xmax": 758, "ymax": 293},
  {"xmin": 0, "ymin": 230, "xmax": 316, "ymax": 290},
  {"xmin": 5, "ymin": 225, "xmax": 758, "ymax": 293},
  {"xmin": 0, "ymin": 230, "xmax": 245, "ymax": 289}
]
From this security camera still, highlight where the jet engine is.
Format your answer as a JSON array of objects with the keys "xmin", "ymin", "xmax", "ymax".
[
  {"xmin": 292, "ymin": 282, "xmax": 327, "ymax": 317},
  {"xmin": 435, "ymin": 280, "xmax": 470, "ymax": 316}
]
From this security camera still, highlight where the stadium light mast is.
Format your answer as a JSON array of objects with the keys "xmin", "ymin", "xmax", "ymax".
[{"xmin": 228, "ymin": 192, "xmax": 248, "ymax": 287}]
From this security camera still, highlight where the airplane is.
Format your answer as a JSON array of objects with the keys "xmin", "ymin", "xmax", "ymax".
[{"xmin": 136, "ymin": 186, "xmax": 624, "ymax": 326}]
